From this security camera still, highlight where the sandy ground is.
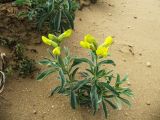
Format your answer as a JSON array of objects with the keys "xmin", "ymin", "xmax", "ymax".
[{"xmin": 0, "ymin": 0, "xmax": 160, "ymax": 120}]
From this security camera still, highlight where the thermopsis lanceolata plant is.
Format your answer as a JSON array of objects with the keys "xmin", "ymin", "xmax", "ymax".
[
  {"xmin": 37, "ymin": 30, "xmax": 133, "ymax": 119},
  {"xmin": 17, "ymin": 0, "xmax": 78, "ymax": 33}
]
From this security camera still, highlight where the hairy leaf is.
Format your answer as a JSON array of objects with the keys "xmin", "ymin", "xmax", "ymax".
[
  {"xmin": 102, "ymin": 82, "xmax": 119, "ymax": 96},
  {"xmin": 37, "ymin": 69, "xmax": 55, "ymax": 80},
  {"xmin": 98, "ymin": 60, "xmax": 116, "ymax": 66},
  {"xmin": 102, "ymin": 100, "xmax": 108, "ymax": 118},
  {"xmin": 104, "ymin": 99, "xmax": 117, "ymax": 109},
  {"xmin": 50, "ymin": 86, "xmax": 61, "ymax": 96},
  {"xmin": 59, "ymin": 69, "xmax": 66, "ymax": 89},
  {"xmin": 70, "ymin": 91, "xmax": 77, "ymax": 109},
  {"xmin": 90, "ymin": 85, "xmax": 99, "ymax": 114},
  {"xmin": 72, "ymin": 79, "xmax": 88, "ymax": 91}
]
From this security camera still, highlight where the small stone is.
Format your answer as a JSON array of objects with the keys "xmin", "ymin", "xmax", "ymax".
[
  {"xmin": 146, "ymin": 62, "xmax": 151, "ymax": 67},
  {"xmin": 108, "ymin": 3, "xmax": 114, "ymax": 7},
  {"xmin": 127, "ymin": 82, "xmax": 131, "ymax": 86},
  {"xmin": 33, "ymin": 110, "xmax": 37, "ymax": 114},
  {"xmin": 51, "ymin": 105, "xmax": 54, "ymax": 108},
  {"xmin": 134, "ymin": 16, "xmax": 138, "ymax": 19},
  {"xmin": 139, "ymin": 53, "xmax": 142, "ymax": 56},
  {"xmin": 127, "ymin": 26, "xmax": 131, "ymax": 28},
  {"xmin": 79, "ymin": 18, "xmax": 82, "ymax": 21},
  {"xmin": 123, "ymin": 59, "xmax": 126, "ymax": 62},
  {"xmin": 146, "ymin": 101, "xmax": 151, "ymax": 105},
  {"xmin": 108, "ymin": 13, "xmax": 112, "ymax": 16},
  {"xmin": 125, "ymin": 112, "xmax": 128, "ymax": 116}
]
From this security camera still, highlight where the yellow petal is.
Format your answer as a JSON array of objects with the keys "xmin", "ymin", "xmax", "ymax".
[
  {"xmin": 52, "ymin": 47, "xmax": 61, "ymax": 55},
  {"xmin": 96, "ymin": 46, "xmax": 109, "ymax": 57},
  {"xmin": 42, "ymin": 36, "xmax": 58, "ymax": 47},
  {"xmin": 84, "ymin": 34, "xmax": 96, "ymax": 43},
  {"xmin": 48, "ymin": 34, "xmax": 58, "ymax": 41},
  {"xmin": 42, "ymin": 36, "xmax": 52, "ymax": 45},
  {"xmin": 104, "ymin": 36, "xmax": 113, "ymax": 46},
  {"xmin": 58, "ymin": 29, "xmax": 73, "ymax": 41},
  {"xmin": 80, "ymin": 41, "xmax": 91, "ymax": 49}
]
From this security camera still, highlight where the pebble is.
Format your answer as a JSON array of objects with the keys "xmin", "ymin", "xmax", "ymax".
[
  {"xmin": 146, "ymin": 101, "xmax": 151, "ymax": 105},
  {"xmin": 33, "ymin": 110, "xmax": 37, "ymax": 114},
  {"xmin": 108, "ymin": 3, "xmax": 114, "ymax": 7},
  {"xmin": 125, "ymin": 112, "xmax": 128, "ymax": 116},
  {"xmin": 51, "ymin": 105, "xmax": 54, "ymax": 108},
  {"xmin": 127, "ymin": 81, "xmax": 131, "ymax": 86},
  {"xmin": 127, "ymin": 26, "xmax": 131, "ymax": 28},
  {"xmin": 79, "ymin": 18, "xmax": 82, "ymax": 21},
  {"xmin": 146, "ymin": 62, "xmax": 151, "ymax": 67},
  {"xmin": 123, "ymin": 59, "xmax": 126, "ymax": 62},
  {"xmin": 134, "ymin": 16, "xmax": 138, "ymax": 19},
  {"xmin": 139, "ymin": 53, "xmax": 142, "ymax": 56},
  {"xmin": 108, "ymin": 13, "xmax": 112, "ymax": 16}
]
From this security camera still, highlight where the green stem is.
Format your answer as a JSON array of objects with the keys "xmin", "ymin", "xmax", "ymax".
[
  {"xmin": 57, "ymin": 55, "xmax": 73, "ymax": 82},
  {"xmin": 93, "ymin": 54, "xmax": 98, "ymax": 84}
]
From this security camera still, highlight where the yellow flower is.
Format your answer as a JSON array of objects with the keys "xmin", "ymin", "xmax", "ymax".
[
  {"xmin": 48, "ymin": 34, "xmax": 58, "ymax": 41},
  {"xmin": 84, "ymin": 34, "xmax": 96, "ymax": 43},
  {"xmin": 52, "ymin": 47, "xmax": 61, "ymax": 55},
  {"xmin": 80, "ymin": 41, "xmax": 91, "ymax": 49},
  {"xmin": 96, "ymin": 46, "xmax": 109, "ymax": 57},
  {"xmin": 102, "ymin": 36, "xmax": 113, "ymax": 47},
  {"xmin": 42, "ymin": 36, "xmax": 58, "ymax": 47},
  {"xmin": 58, "ymin": 29, "xmax": 73, "ymax": 41}
]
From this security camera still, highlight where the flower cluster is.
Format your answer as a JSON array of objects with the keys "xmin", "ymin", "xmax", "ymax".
[
  {"xmin": 42, "ymin": 29, "xmax": 73, "ymax": 55},
  {"xmin": 80, "ymin": 34, "xmax": 113, "ymax": 57}
]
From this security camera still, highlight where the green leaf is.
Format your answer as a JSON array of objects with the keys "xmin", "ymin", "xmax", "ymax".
[
  {"xmin": 37, "ymin": 69, "xmax": 55, "ymax": 80},
  {"xmin": 118, "ymin": 96, "xmax": 131, "ymax": 107},
  {"xmin": 90, "ymin": 85, "xmax": 99, "ymax": 114},
  {"xmin": 116, "ymin": 74, "xmax": 128, "ymax": 86},
  {"xmin": 97, "ymin": 70, "xmax": 106, "ymax": 78},
  {"xmin": 73, "ymin": 58, "xmax": 94, "ymax": 68},
  {"xmin": 89, "ymin": 51, "xmax": 96, "ymax": 63},
  {"xmin": 80, "ymin": 72, "xmax": 89, "ymax": 77},
  {"xmin": 57, "ymin": 56, "xmax": 65, "ymax": 70},
  {"xmin": 39, "ymin": 59, "xmax": 51, "ymax": 65},
  {"xmin": 50, "ymin": 86, "xmax": 61, "ymax": 96},
  {"xmin": 116, "ymin": 74, "xmax": 121, "ymax": 87},
  {"xmin": 59, "ymin": 69, "xmax": 66, "ymax": 88},
  {"xmin": 102, "ymin": 83, "xmax": 119, "ymax": 96},
  {"xmin": 122, "ymin": 89, "xmax": 133, "ymax": 97},
  {"xmin": 37, "ymin": 12, "xmax": 49, "ymax": 30},
  {"xmin": 48, "ymin": 0, "xmax": 55, "ymax": 12},
  {"xmin": 114, "ymin": 97, "xmax": 122, "ymax": 110},
  {"xmin": 98, "ymin": 60, "xmax": 116, "ymax": 67},
  {"xmin": 38, "ymin": 58, "xmax": 55, "ymax": 66},
  {"xmin": 70, "ymin": 67, "xmax": 79, "ymax": 80},
  {"xmin": 86, "ymin": 68, "xmax": 94, "ymax": 75},
  {"xmin": 64, "ymin": 11, "xmax": 74, "ymax": 29},
  {"xmin": 104, "ymin": 99, "xmax": 117, "ymax": 109},
  {"xmin": 72, "ymin": 79, "xmax": 88, "ymax": 91},
  {"xmin": 56, "ymin": 11, "xmax": 62, "ymax": 31},
  {"xmin": 102, "ymin": 100, "xmax": 108, "ymax": 119},
  {"xmin": 53, "ymin": 11, "xmax": 60, "ymax": 31},
  {"xmin": 119, "ymin": 75, "xmax": 128, "ymax": 84},
  {"xmin": 70, "ymin": 91, "xmax": 77, "ymax": 109}
]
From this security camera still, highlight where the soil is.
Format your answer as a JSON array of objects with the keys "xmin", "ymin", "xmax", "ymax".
[{"xmin": 0, "ymin": 0, "xmax": 160, "ymax": 120}]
